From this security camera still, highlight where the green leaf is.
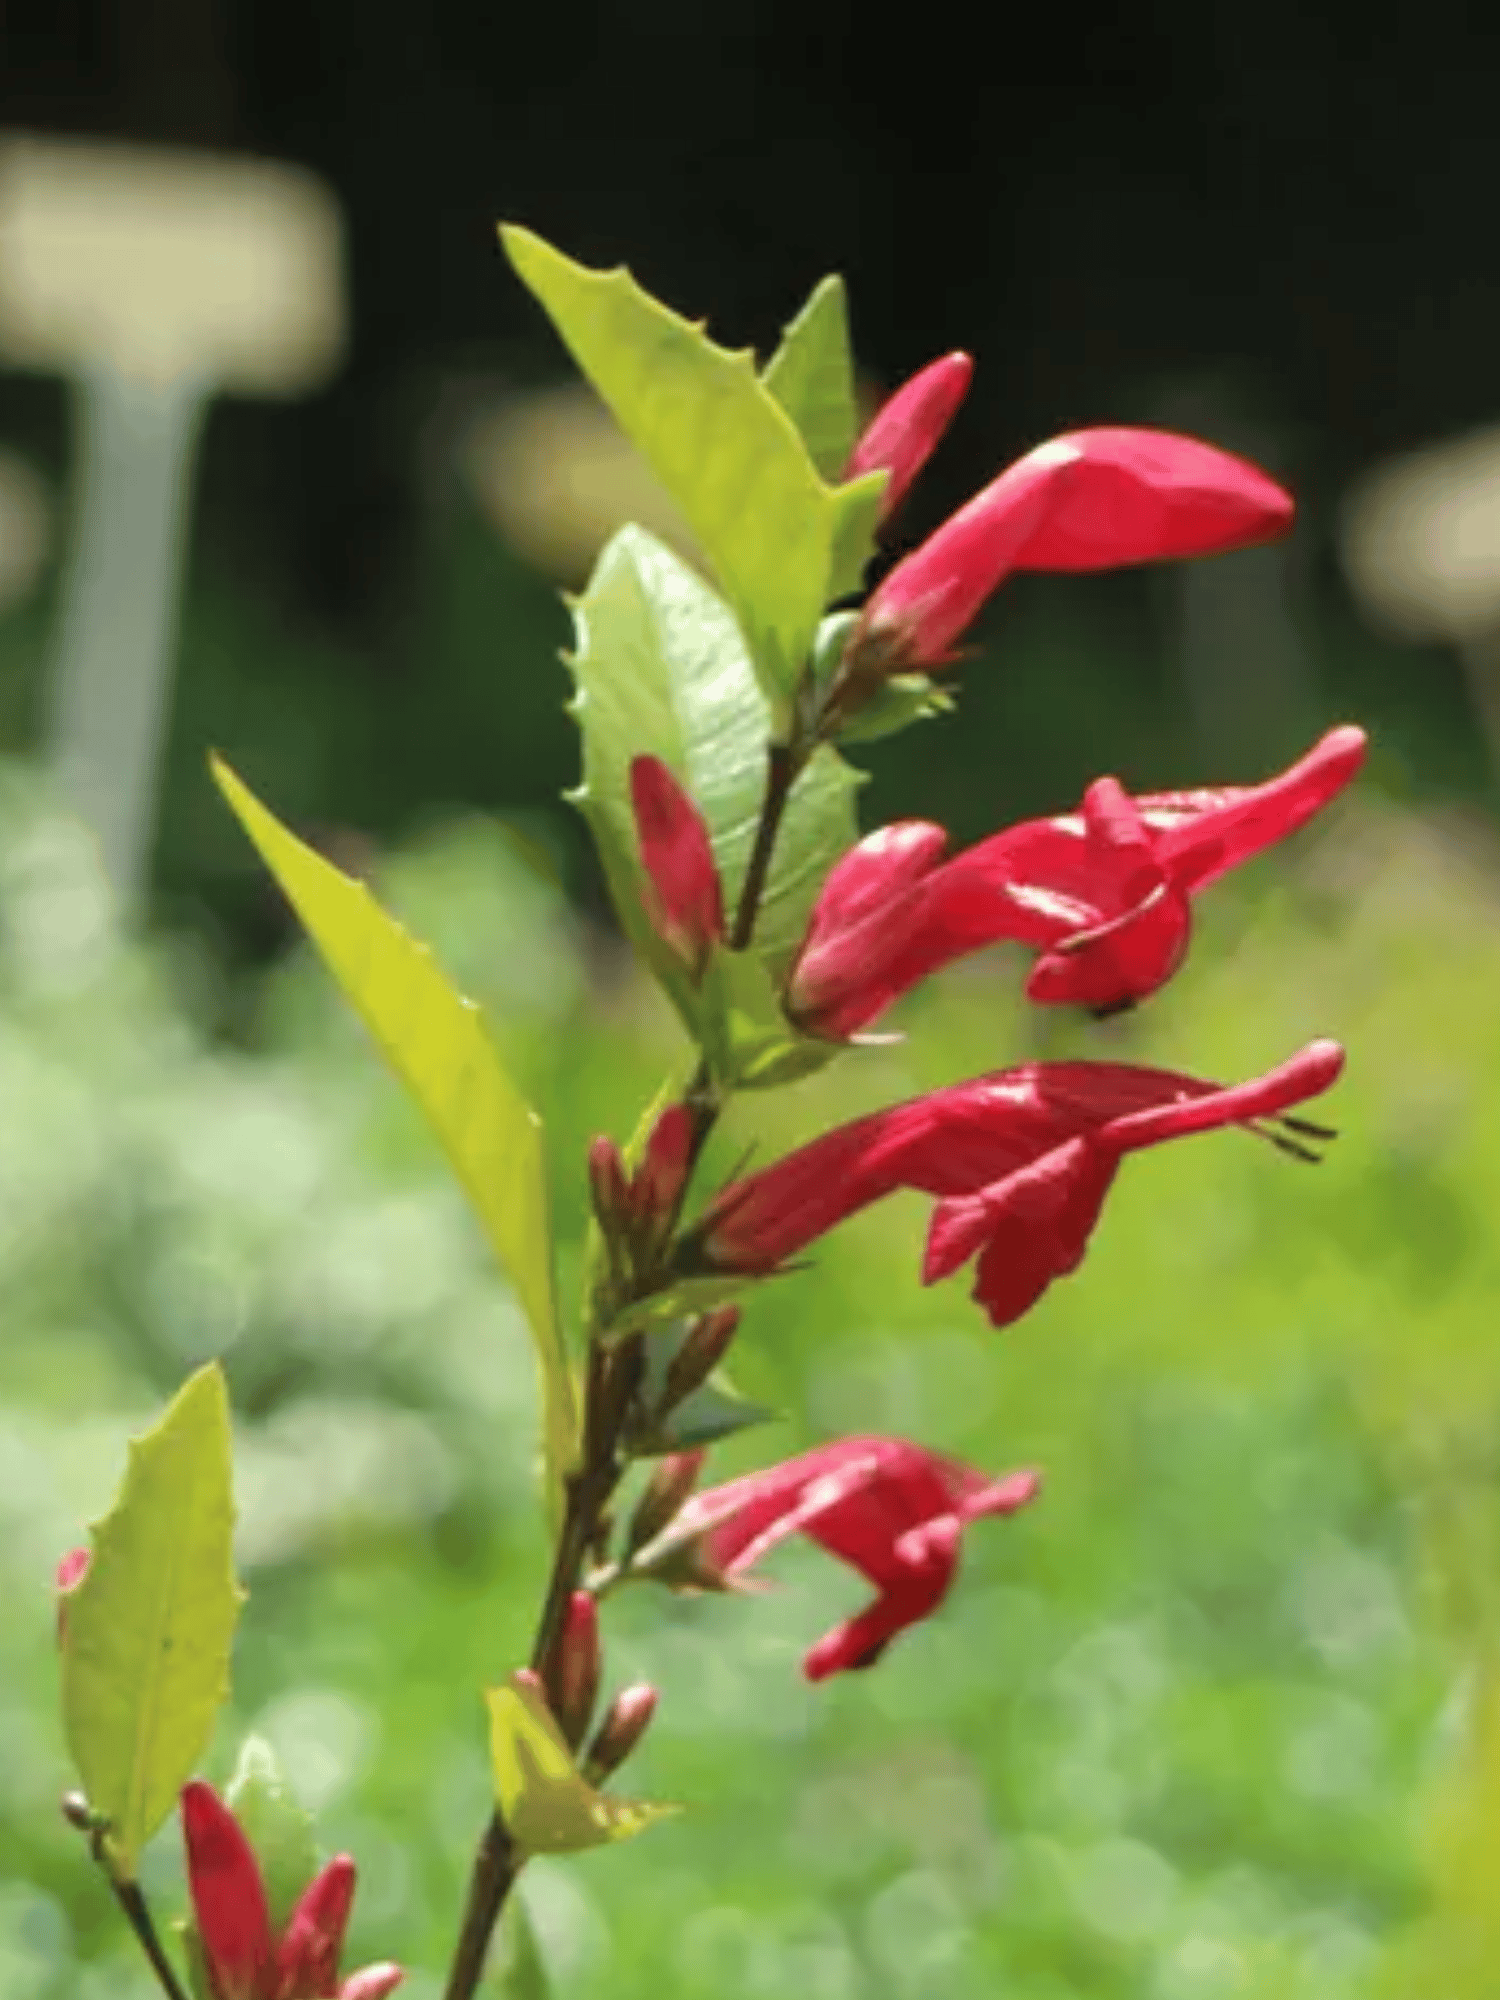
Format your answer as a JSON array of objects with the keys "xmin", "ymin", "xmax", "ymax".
[
  {"xmin": 761, "ymin": 275, "xmax": 859, "ymax": 481},
  {"xmin": 486, "ymin": 1674, "xmax": 678, "ymax": 1857},
  {"xmin": 626, "ymin": 1321, "xmax": 778, "ymax": 1455},
  {"xmin": 503, "ymin": 224, "xmax": 884, "ymax": 722},
  {"xmin": 567, "ymin": 526, "xmax": 860, "ymax": 1015},
  {"xmin": 834, "ymin": 674, "xmax": 954, "ymax": 745},
  {"xmin": 60, "ymin": 1365, "xmax": 240, "ymax": 1877},
  {"xmin": 211, "ymin": 757, "xmax": 578, "ymax": 1519},
  {"xmin": 701, "ymin": 945, "xmax": 833, "ymax": 1090},
  {"xmin": 225, "ymin": 1736, "xmax": 316, "ymax": 1933},
  {"xmin": 609, "ymin": 1273, "xmax": 752, "ymax": 1342}
]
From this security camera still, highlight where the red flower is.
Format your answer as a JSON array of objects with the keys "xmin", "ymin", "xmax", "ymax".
[
  {"xmin": 844, "ymin": 352, "xmax": 973, "ymax": 523},
  {"xmin": 630, "ymin": 756, "xmax": 724, "ymax": 978},
  {"xmin": 855, "ymin": 426, "xmax": 1295, "ymax": 671},
  {"xmin": 180, "ymin": 1781, "xmax": 402, "ymax": 2000},
  {"xmin": 688, "ymin": 1040, "xmax": 1343, "ymax": 1327},
  {"xmin": 787, "ymin": 726, "xmax": 1366, "ymax": 1035},
  {"xmin": 660, "ymin": 1437, "xmax": 1039, "ymax": 1679}
]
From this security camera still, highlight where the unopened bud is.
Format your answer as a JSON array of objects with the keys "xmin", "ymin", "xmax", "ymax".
[
  {"xmin": 627, "ymin": 1450, "xmax": 706, "ymax": 1556},
  {"xmin": 582, "ymin": 1683, "xmax": 658, "ymax": 1785},
  {"xmin": 55, "ymin": 1546, "xmax": 89, "ymax": 1647},
  {"xmin": 663, "ymin": 1307, "xmax": 741, "ymax": 1407},
  {"xmin": 633, "ymin": 1103, "xmax": 694, "ymax": 1226},
  {"xmin": 550, "ymin": 1591, "xmax": 601, "ymax": 1750},
  {"xmin": 587, "ymin": 1136, "xmax": 631, "ymax": 1233},
  {"xmin": 60, "ymin": 1790, "xmax": 93, "ymax": 1832}
]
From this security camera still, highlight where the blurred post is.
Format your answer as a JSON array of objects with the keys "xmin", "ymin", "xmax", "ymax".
[
  {"xmin": 1153, "ymin": 383, "xmax": 1313, "ymax": 769},
  {"xmin": 1341, "ymin": 425, "xmax": 1500, "ymax": 781},
  {"xmin": 0, "ymin": 135, "xmax": 346, "ymax": 912}
]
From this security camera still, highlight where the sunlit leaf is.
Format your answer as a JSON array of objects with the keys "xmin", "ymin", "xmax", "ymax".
[
  {"xmin": 61, "ymin": 1365, "xmax": 240, "ymax": 1877},
  {"xmin": 225, "ymin": 1736, "xmax": 316, "ymax": 1933},
  {"xmin": 761, "ymin": 275, "xmax": 859, "ymax": 482},
  {"xmin": 701, "ymin": 943, "xmax": 832, "ymax": 1090},
  {"xmin": 503, "ymin": 224, "xmax": 884, "ymax": 723},
  {"xmin": 567, "ymin": 525, "xmax": 860, "ymax": 1023},
  {"xmin": 485, "ymin": 1673, "xmax": 678, "ymax": 1857},
  {"xmin": 211, "ymin": 757, "xmax": 578, "ymax": 1516}
]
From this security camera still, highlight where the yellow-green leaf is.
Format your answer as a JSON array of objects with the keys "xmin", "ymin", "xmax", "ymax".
[
  {"xmin": 211, "ymin": 757, "xmax": 578, "ymax": 1514},
  {"xmin": 761, "ymin": 274, "xmax": 860, "ymax": 482},
  {"xmin": 61, "ymin": 1365, "xmax": 240, "ymax": 1877},
  {"xmin": 485, "ymin": 1673, "xmax": 678, "ymax": 1857},
  {"xmin": 502, "ymin": 224, "xmax": 884, "ymax": 726}
]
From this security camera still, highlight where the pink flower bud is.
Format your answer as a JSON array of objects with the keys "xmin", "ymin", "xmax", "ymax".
[
  {"xmin": 550, "ymin": 1591, "xmax": 601, "ymax": 1750},
  {"xmin": 627, "ymin": 1449, "xmax": 708, "ymax": 1554},
  {"xmin": 630, "ymin": 756, "xmax": 724, "ymax": 978},
  {"xmin": 845, "ymin": 352, "xmax": 973, "ymax": 522},
  {"xmin": 55, "ymin": 1546, "xmax": 89, "ymax": 1647},
  {"xmin": 583, "ymin": 1683, "xmax": 659, "ymax": 1784},
  {"xmin": 338, "ymin": 1968, "xmax": 404, "ymax": 2000}
]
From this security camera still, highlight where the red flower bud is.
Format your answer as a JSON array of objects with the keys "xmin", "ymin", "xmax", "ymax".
[
  {"xmin": 276, "ymin": 1854, "xmax": 355, "ymax": 2000},
  {"xmin": 845, "ymin": 352, "xmax": 973, "ymax": 522},
  {"xmin": 180, "ymin": 1780, "xmax": 403, "ymax": 2000},
  {"xmin": 662, "ymin": 1307, "xmax": 741, "ymax": 1407},
  {"xmin": 630, "ymin": 756, "xmax": 724, "ymax": 978},
  {"xmin": 181, "ymin": 1780, "xmax": 277, "ymax": 2000},
  {"xmin": 858, "ymin": 426, "xmax": 1294, "ymax": 670},
  {"xmin": 583, "ymin": 1683, "xmax": 659, "ymax": 1784},
  {"xmin": 587, "ymin": 1135, "xmax": 631, "ymax": 1231},
  {"xmin": 633, "ymin": 1103, "xmax": 694, "ymax": 1226},
  {"xmin": 550, "ymin": 1591, "xmax": 602, "ymax": 1750}
]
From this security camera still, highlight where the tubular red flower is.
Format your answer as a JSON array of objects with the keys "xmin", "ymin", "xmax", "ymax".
[
  {"xmin": 845, "ymin": 352, "xmax": 973, "ymax": 522},
  {"xmin": 857, "ymin": 426, "xmax": 1295, "ymax": 669},
  {"xmin": 688, "ymin": 1041, "xmax": 1344, "ymax": 1327},
  {"xmin": 663, "ymin": 1437, "xmax": 1039, "ymax": 1679},
  {"xmin": 786, "ymin": 727, "xmax": 1366, "ymax": 1035},
  {"xmin": 629, "ymin": 756, "xmax": 724, "ymax": 978},
  {"xmin": 180, "ymin": 1782, "xmax": 402, "ymax": 2000}
]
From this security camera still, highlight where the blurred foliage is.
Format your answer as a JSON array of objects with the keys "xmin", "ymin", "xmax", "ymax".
[{"xmin": 3, "ymin": 731, "xmax": 1500, "ymax": 1997}]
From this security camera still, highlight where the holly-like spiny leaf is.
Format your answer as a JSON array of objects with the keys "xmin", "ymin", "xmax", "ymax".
[
  {"xmin": 60, "ymin": 1365, "xmax": 240, "ymax": 1877},
  {"xmin": 761, "ymin": 275, "xmax": 859, "ymax": 483},
  {"xmin": 486, "ymin": 1673, "xmax": 677, "ymax": 1857},
  {"xmin": 503, "ymin": 225, "xmax": 884, "ymax": 726},
  {"xmin": 225, "ymin": 1736, "xmax": 317, "ymax": 1933},
  {"xmin": 211, "ymin": 758, "xmax": 578, "ymax": 1520},
  {"xmin": 566, "ymin": 526, "xmax": 860, "ymax": 1028}
]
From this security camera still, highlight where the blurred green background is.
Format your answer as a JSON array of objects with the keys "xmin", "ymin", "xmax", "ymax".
[{"xmin": 8, "ymin": 8, "xmax": 1500, "ymax": 1995}]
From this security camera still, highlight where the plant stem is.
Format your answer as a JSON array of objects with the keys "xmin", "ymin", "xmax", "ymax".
[
  {"xmin": 441, "ymin": 1813, "xmax": 519, "ymax": 2000},
  {"xmin": 442, "ymin": 730, "xmax": 804, "ymax": 2000},
  {"xmin": 442, "ymin": 1340, "xmax": 642, "ymax": 2000},
  {"xmin": 729, "ymin": 741, "xmax": 800, "ymax": 950},
  {"xmin": 109, "ymin": 1875, "xmax": 190, "ymax": 2000}
]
